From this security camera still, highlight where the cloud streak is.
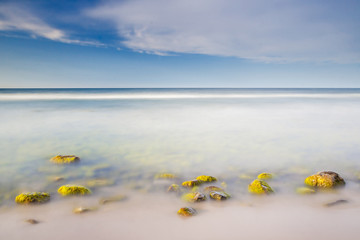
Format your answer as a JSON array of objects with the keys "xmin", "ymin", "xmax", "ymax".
[
  {"xmin": 86, "ymin": 0, "xmax": 360, "ymax": 63},
  {"xmin": 0, "ymin": 3, "xmax": 103, "ymax": 47}
]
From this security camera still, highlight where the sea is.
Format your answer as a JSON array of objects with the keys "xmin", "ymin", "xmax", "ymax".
[{"xmin": 0, "ymin": 88, "xmax": 359, "ymax": 240}]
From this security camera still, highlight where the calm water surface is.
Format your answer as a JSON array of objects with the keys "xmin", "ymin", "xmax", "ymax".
[{"xmin": 0, "ymin": 88, "xmax": 360, "ymax": 240}]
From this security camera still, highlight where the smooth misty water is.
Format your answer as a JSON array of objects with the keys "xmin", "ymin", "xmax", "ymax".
[{"xmin": 0, "ymin": 88, "xmax": 360, "ymax": 240}]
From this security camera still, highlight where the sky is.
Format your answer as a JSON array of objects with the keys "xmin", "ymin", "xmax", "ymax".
[{"xmin": 0, "ymin": 0, "xmax": 359, "ymax": 88}]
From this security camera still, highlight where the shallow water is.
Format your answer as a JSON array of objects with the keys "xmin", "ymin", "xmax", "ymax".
[{"xmin": 0, "ymin": 88, "xmax": 360, "ymax": 239}]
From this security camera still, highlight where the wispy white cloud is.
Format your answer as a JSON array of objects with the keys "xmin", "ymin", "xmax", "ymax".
[
  {"xmin": 86, "ymin": 0, "xmax": 360, "ymax": 63},
  {"xmin": 0, "ymin": 3, "xmax": 104, "ymax": 47}
]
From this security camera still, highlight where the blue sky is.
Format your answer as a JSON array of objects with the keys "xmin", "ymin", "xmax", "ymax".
[{"xmin": 0, "ymin": 0, "xmax": 359, "ymax": 88}]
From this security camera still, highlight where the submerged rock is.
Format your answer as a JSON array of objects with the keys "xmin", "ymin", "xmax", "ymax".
[
  {"xmin": 209, "ymin": 191, "xmax": 230, "ymax": 200},
  {"xmin": 86, "ymin": 178, "xmax": 114, "ymax": 188},
  {"xmin": 248, "ymin": 179, "xmax": 274, "ymax": 194},
  {"xmin": 204, "ymin": 186, "xmax": 224, "ymax": 193},
  {"xmin": 196, "ymin": 175, "xmax": 217, "ymax": 182},
  {"xmin": 167, "ymin": 184, "xmax": 180, "ymax": 192},
  {"xmin": 53, "ymin": 176, "xmax": 65, "ymax": 182},
  {"xmin": 99, "ymin": 195, "xmax": 126, "ymax": 205},
  {"xmin": 296, "ymin": 187, "xmax": 316, "ymax": 195},
  {"xmin": 304, "ymin": 171, "xmax": 345, "ymax": 188},
  {"xmin": 25, "ymin": 219, "xmax": 39, "ymax": 224},
  {"xmin": 155, "ymin": 173, "xmax": 177, "ymax": 179},
  {"xmin": 15, "ymin": 192, "xmax": 50, "ymax": 204},
  {"xmin": 177, "ymin": 207, "xmax": 197, "ymax": 217},
  {"xmin": 181, "ymin": 192, "xmax": 206, "ymax": 202},
  {"xmin": 73, "ymin": 207, "xmax": 98, "ymax": 214},
  {"xmin": 50, "ymin": 155, "xmax": 80, "ymax": 164},
  {"xmin": 257, "ymin": 173, "xmax": 273, "ymax": 180},
  {"xmin": 182, "ymin": 179, "xmax": 202, "ymax": 188},
  {"xmin": 58, "ymin": 185, "xmax": 92, "ymax": 196},
  {"xmin": 324, "ymin": 199, "xmax": 349, "ymax": 207}
]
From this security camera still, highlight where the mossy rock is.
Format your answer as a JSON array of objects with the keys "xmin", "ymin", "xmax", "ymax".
[
  {"xmin": 86, "ymin": 178, "xmax": 114, "ymax": 188},
  {"xmin": 177, "ymin": 207, "xmax": 197, "ymax": 217},
  {"xmin": 155, "ymin": 173, "xmax": 176, "ymax": 179},
  {"xmin": 204, "ymin": 186, "xmax": 224, "ymax": 193},
  {"xmin": 182, "ymin": 179, "xmax": 202, "ymax": 187},
  {"xmin": 209, "ymin": 191, "xmax": 230, "ymax": 200},
  {"xmin": 167, "ymin": 184, "xmax": 180, "ymax": 192},
  {"xmin": 257, "ymin": 173, "xmax": 273, "ymax": 180},
  {"xmin": 58, "ymin": 185, "xmax": 92, "ymax": 196},
  {"xmin": 304, "ymin": 171, "xmax": 345, "ymax": 188},
  {"xmin": 181, "ymin": 192, "xmax": 206, "ymax": 202},
  {"xmin": 15, "ymin": 192, "xmax": 50, "ymax": 204},
  {"xmin": 196, "ymin": 175, "xmax": 217, "ymax": 182},
  {"xmin": 50, "ymin": 155, "xmax": 80, "ymax": 164},
  {"xmin": 296, "ymin": 187, "xmax": 316, "ymax": 195},
  {"xmin": 99, "ymin": 195, "xmax": 127, "ymax": 205},
  {"xmin": 248, "ymin": 179, "xmax": 274, "ymax": 194}
]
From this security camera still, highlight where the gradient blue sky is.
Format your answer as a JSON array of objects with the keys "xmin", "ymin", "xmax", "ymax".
[{"xmin": 0, "ymin": 0, "xmax": 359, "ymax": 88}]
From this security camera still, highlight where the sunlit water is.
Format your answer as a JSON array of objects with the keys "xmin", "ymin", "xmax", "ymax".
[{"xmin": 0, "ymin": 88, "xmax": 360, "ymax": 240}]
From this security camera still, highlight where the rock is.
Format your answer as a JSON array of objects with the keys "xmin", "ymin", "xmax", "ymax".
[
  {"xmin": 182, "ymin": 179, "xmax": 202, "ymax": 187},
  {"xmin": 209, "ymin": 191, "xmax": 230, "ymax": 200},
  {"xmin": 196, "ymin": 175, "xmax": 217, "ymax": 182},
  {"xmin": 296, "ymin": 187, "xmax": 316, "ymax": 195},
  {"xmin": 177, "ymin": 207, "xmax": 197, "ymax": 217},
  {"xmin": 50, "ymin": 155, "xmax": 80, "ymax": 164},
  {"xmin": 257, "ymin": 173, "xmax": 273, "ymax": 180},
  {"xmin": 73, "ymin": 207, "xmax": 95, "ymax": 214},
  {"xmin": 181, "ymin": 192, "xmax": 206, "ymax": 202},
  {"xmin": 239, "ymin": 174, "xmax": 253, "ymax": 180},
  {"xmin": 324, "ymin": 199, "xmax": 349, "ymax": 207},
  {"xmin": 25, "ymin": 219, "xmax": 39, "ymax": 224},
  {"xmin": 167, "ymin": 184, "xmax": 180, "ymax": 192},
  {"xmin": 53, "ymin": 176, "xmax": 65, "ymax": 182},
  {"xmin": 58, "ymin": 185, "xmax": 92, "ymax": 196},
  {"xmin": 248, "ymin": 179, "xmax": 274, "ymax": 194},
  {"xmin": 86, "ymin": 178, "xmax": 114, "ymax": 187},
  {"xmin": 99, "ymin": 195, "xmax": 126, "ymax": 205},
  {"xmin": 15, "ymin": 192, "xmax": 50, "ymax": 204},
  {"xmin": 203, "ymin": 186, "xmax": 224, "ymax": 193},
  {"xmin": 304, "ymin": 171, "xmax": 345, "ymax": 188},
  {"xmin": 155, "ymin": 173, "xmax": 176, "ymax": 179}
]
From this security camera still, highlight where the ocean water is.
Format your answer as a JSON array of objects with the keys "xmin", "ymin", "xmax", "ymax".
[{"xmin": 0, "ymin": 88, "xmax": 360, "ymax": 240}]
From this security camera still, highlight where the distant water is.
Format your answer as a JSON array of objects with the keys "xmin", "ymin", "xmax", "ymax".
[{"xmin": 0, "ymin": 88, "xmax": 360, "ymax": 240}]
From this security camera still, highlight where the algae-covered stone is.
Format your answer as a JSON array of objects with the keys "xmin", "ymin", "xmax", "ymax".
[
  {"xmin": 209, "ymin": 191, "xmax": 230, "ymax": 200},
  {"xmin": 15, "ymin": 192, "xmax": 50, "ymax": 204},
  {"xmin": 99, "ymin": 195, "xmax": 126, "ymax": 205},
  {"xmin": 86, "ymin": 178, "xmax": 114, "ymax": 187},
  {"xmin": 58, "ymin": 185, "xmax": 92, "ymax": 196},
  {"xmin": 204, "ymin": 186, "xmax": 224, "ymax": 193},
  {"xmin": 181, "ymin": 192, "xmax": 206, "ymax": 202},
  {"xmin": 257, "ymin": 173, "xmax": 273, "ymax": 180},
  {"xmin": 182, "ymin": 179, "xmax": 202, "ymax": 187},
  {"xmin": 155, "ymin": 173, "xmax": 176, "ymax": 179},
  {"xmin": 304, "ymin": 171, "xmax": 345, "ymax": 188},
  {"xmin": 50, "ymin": 155, "xmax": 80, "ymax": 164},
  {"xmin": 177, "ymin": 207, "xmax": 197, "ymax": 217},
  {"xmin": 196, "ymin": 175, "xmax": 217, "ymax": 182},
  {"xmin": 248, "ymin": 179, "xmax": 274, "ymax": 194},
  {"xmin": 296, "ymin": 187, "xmax": 316, "ymax": 195},
  {"xmin": 167, "ymin": 184, "xmax": 180, "ymax": 192}
]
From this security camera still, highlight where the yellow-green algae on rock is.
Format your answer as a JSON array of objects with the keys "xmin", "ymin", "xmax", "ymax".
[
  {"xmin": 257, "ymin": 173, "xmax": 273, "ymax": 180},
  {"xmin": 58, "ymin": 185, "xmax": 92, "ymax": 196},
  {"xmin": 296, "ymin": 187, "xmax": 316, "ymax": 195},
  {"xmin": 177, "ymin": 207, "xmax": 197, "ymax": 217},
  {"xmin": 182, "ymin": 179, "xmax": 202, "ymax": 187},
  {"xmin": 304, "ymin": 171, "xmax": 345, "ymax": 188},
  {"xmin": 167, "ymin": 184, "xmax": 180, "ymax": 192},
  {"xmin": 209, "ymin": 191, "xmax": 231, "ymax": 200},
  {"xmin": 204, "ymin": 186, "xmax": 224, "ymax": 193},
  {"xmin": 155, "ymin": 173, "xmax": 176, "ymax": 179},
  {"xmin": 15, "ymin": 192, "xmax": 50, "ymax": 204},
  {"xmin": 181, "ymin": 192, "xmax": 206, "ymax": 202},
  {"xmin": 50, "ymin": 155, "xmax": 80, "ymax": 164},
  {"xmin": 196, "ymin": 175, "xmax": 217, "ymax": 182},
  {"xmin": 248, "ymin": 179, "xmax": 274, "ymax": 194}
]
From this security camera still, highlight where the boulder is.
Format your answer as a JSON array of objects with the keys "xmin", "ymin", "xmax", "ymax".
[
  {"xmin": 257, "ymin": 173, "xmax": 273, "ymax": 180},
  {"xmin": 196, "ymin": 175, "xmax": 217, "ymax": 182},
  {"xmin": 58, "ymin": 185, "xmax": 92, "ymax": 196},
  {"xmin": 304, "ymin": 171, "xmax": 345, "ymax": 188},
  {"xmin": 177, "ymin": 207, "xmax": 197, "ymax": 217},
  {"xmin": 50, "ymin": 155, "xmax": 79, "ymax": 164},
  {"xmin": 181, "ymin": 192, "xmax": 206, "ymax": 202},
  {"xmin": 248, "ymin": 179, "xmax": 274, "ymax": 194},
  {"xmin": 209, "ymin": 191, "xmax": 230, "ymax": 200},
  {"xmin": 15, "ymin": 192, "xmax": 50, "ymax": 204}
]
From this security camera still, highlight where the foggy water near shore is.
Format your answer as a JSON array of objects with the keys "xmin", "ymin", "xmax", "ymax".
[{"xmin": 0, "ymin": 88, "xmax": 360, "ymax": 240}]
